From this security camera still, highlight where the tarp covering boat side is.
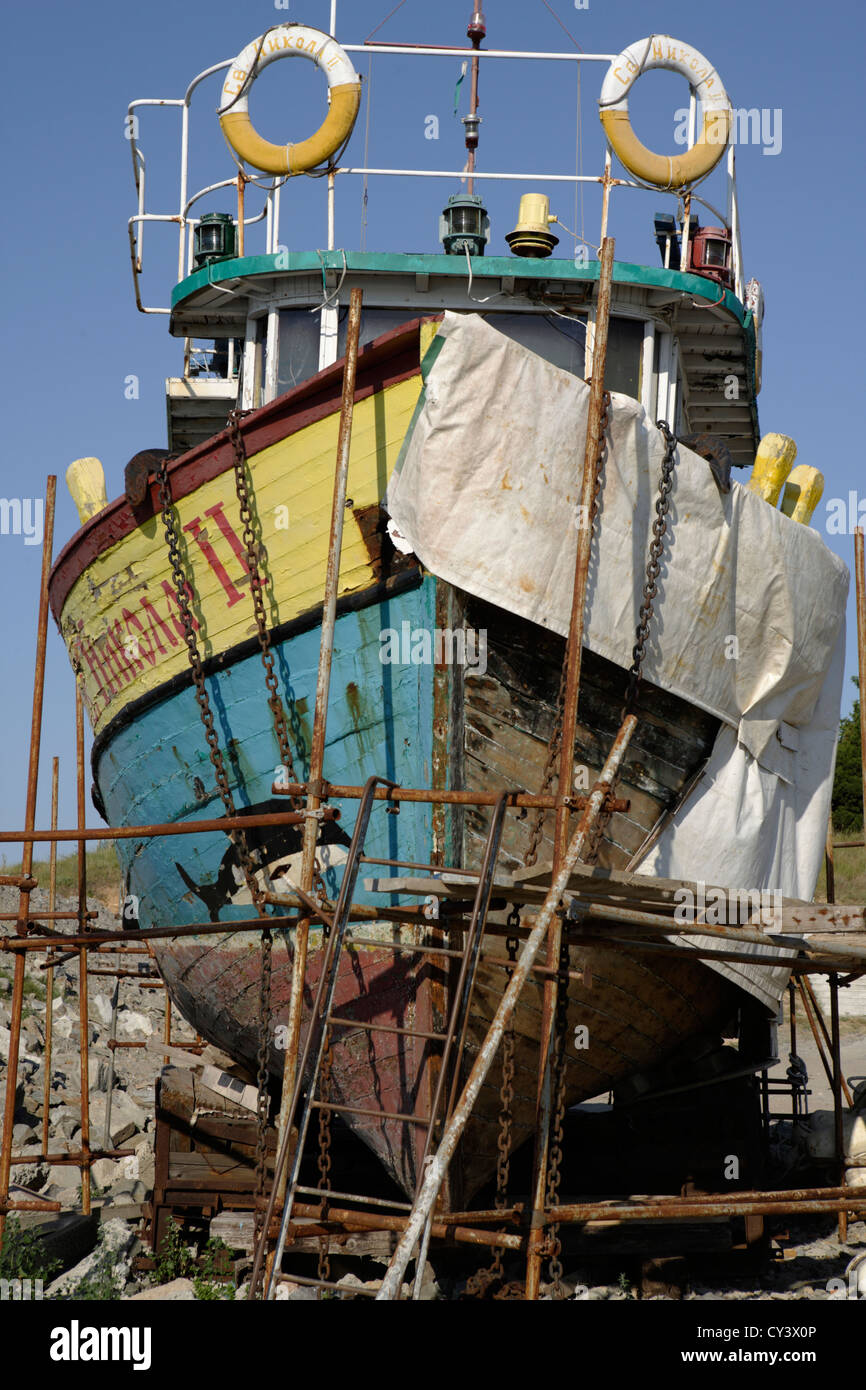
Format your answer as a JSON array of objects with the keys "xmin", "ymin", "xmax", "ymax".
[{"xmin": 386, "ymin": 313, "xmax": 849, "ymax": 1009}]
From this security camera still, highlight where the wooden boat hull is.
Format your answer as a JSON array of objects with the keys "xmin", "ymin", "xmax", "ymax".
[
  {"xmin": 76, "ymin": 573, "xmax": 734, "ymax": 1199},
  {"xmin": 48, "ymin": 318, "xmax": 745, "ymax": 1200},
  {"xmin": 154, "ymin": 916, "xmax": 736, "ymax": 1202}
]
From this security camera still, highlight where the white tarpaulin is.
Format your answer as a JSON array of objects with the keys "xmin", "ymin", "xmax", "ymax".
[{"xmin": 386, "ymin": 313, "xmax": 850, "ymax": 1009}]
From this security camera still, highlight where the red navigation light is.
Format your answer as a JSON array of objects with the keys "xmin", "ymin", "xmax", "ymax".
[
  {"xmin": 468, "ymin": 9, "xmax": 486, "ymax": 43},
  {"xmin": 689, "ymin": 226, "xmax": 733, "ymax": 289}
]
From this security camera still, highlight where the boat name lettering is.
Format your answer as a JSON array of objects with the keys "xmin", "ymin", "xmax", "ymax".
[
  {"xmin": 68, "ymin": 582, "xmax": 199, "ymax": 722},
  {"xmin": 182, "ymin": 500, "xmax": 250, "ymax": 609}
]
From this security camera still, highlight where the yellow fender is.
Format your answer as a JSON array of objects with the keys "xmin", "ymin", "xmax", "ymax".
[
  {"xmin": 66, "ymin": 458, "xmax": 108, "ymax": 525},
  {"xmin": 219, "ymin": 25, "xmax": 361, "ymax": 176},
  {"xmin": 746, "ymin": 434, "xmax": 797, "ymax": 507},
  {"xmin": 781, "ymin": 465, "xmax": 824, "ymax": 526},
  {"xmin": 599, "ymin": 36, "xmax": 731, "ymax": 190}
]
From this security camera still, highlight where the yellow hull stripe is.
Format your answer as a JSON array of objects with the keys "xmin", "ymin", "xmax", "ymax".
[{"xmin": 59, "ymin": 374, "xmax": 422, "ymax": 734}]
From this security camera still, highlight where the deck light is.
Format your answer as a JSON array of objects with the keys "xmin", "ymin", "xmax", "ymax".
[
  {"xmin": 440, "ymin": 193, "xmax": 490, "ymax": 256},
  {"xmin": 193, "ymin": 213, "xmax": 238, "ymax": 269},
  {"xmin": 689, "ymin": 226, "xmax": 733, "ymax": 288}
]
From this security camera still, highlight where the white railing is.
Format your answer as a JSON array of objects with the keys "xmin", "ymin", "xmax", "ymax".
[{"xmin": 126, "ymin": 24, "xmax": 745, "ymax": 316}]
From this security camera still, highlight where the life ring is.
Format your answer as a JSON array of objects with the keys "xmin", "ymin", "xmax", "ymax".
[
  {"xmin": 219, "ymin": 25, "xmax": 361, "ymax": 176},
  {"xmin": 599, "ymin": 36, "xmax": 731, "ymax": 189}
]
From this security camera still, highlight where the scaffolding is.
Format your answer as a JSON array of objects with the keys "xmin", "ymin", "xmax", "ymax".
[{"xmin": 1, "ymin": 250, "xmax": 865, "ymax": 1305}]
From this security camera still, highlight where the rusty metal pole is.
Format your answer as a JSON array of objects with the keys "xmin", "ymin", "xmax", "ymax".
[
  {"xmin": 41, "ymin": 756, "xmax": 60, "ymax": 1153},
  {"xmin": 272, "ymin": 288, "xmax": 365, "ymax": 1217},
  {"xmin": 102, "ymin": 979, "xmax": 119, "ymax": 1152},
  {"xmin": 825, "ymin": 813, "xmax": 836, "ymax": 905},
  {"xmin": 598, "ymin": 150, "xmax": 613, "ymax": 245},
  {"xmin": 376, "ymin": 716, "xmax": 638, "ymax": 1301},
  {"xmin": 679, "ymin": 191, "xmax": 692, "ymax": 272},
  {"xmin": 76, "ymin": 678, "xmax": 91, "ymax": 1216},
  {"xmin": 553, "ymin": 238, "xmax": 616, "ymax": 872},
  {"xmin": 0, "ymin": 808, "xmax": 332, "ymax": 847},
  {"xmin": 525, "ymin": 236, "xmax": 616, "ymax": 1302},
  {"xmin": 237, "ymin": 174, "xmax": 246, "ymax": 258},
  {"xmin": 829, "ymin": 972, "xmax": 847, "ymax": 1241},
  {"xmin": 0, "ymin": 475, "xmax": 55, "ymax": 1245},
  {"xmin": 855, "ymin": 529, "xmax": 866, "ymax": 838},
  {"xmin": 163, "ymin": 989, "xmax": 171, "ymax": 1065},
  {"xmin": 798, "ymin": 977, "xmax": 855, "ymax": 1108},
  {"xmin": 465, "ymin": 7, "xmax": 484, "ymax": 195}
]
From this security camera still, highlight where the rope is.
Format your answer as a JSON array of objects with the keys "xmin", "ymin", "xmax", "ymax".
[
  {"xmin": 537, "ymin": 0, "xmax": 585, "ymax": 53},
  {"xmin": 365, "ymin": 0, "xmax": 411, "ymax": 44}
]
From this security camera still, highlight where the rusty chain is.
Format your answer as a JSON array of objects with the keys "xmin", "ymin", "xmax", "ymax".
[
  {"xmin": 156, "ymin": 458, "xmax": 274, "ymax": 1280},
  {"xmin": 523, "ymin": 391, "xmax": 611, "ymax": 871},
  {"xmin": 620, "ymin": 419, "xmax": 677, "ymax": 724},
  {"xmin": 157, "ymin": 458, "xmax": 261, "ymax": 899},
  {"xmin": 545, "ymin": 930, "xmax": 572, "ymax": 1296},
  {"xmin": 228, "ymin": 410, "xmax": 302, "ymax": 795},
  {"xmin": 465, "ymin": 910, "xmax": 521, "ymax": 1298},
  {"xmin": 591, "ymin": 392, "xmax": 611, "ymax": 525},
  {"xmin": 523, "ymin": 392, "xmax": 613, "ymax": 1296},
  {"xmin": 543, "ymin": 417, "xmax": 677, "ymax": 1294},
  {"xmin": 317, "ymin": 1042, "xmax": 334, "ymax": 1292},
  {"xmin": 253, "ymin": 925, "xmax": 274, "ymax": 1264},
  {"xmin": 228, "ymin": 410, "xmax": 328, "ymax": 909}
]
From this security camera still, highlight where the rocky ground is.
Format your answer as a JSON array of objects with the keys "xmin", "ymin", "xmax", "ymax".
[
  {"xmin": 1, "ymin": 882, "xmax": 182, "ymax": 1298},
  {"xmin": 1, "ymin": 881, "xmax": 865, "ymax": 1301}
]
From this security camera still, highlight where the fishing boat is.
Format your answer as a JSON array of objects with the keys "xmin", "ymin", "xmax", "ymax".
[{"xmin": 48, "ymin": 15, "xmax": 847, "ymax": 1202}]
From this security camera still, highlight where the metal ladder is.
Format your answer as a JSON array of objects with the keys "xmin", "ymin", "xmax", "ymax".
[{"xmin": 258, "ymin": 779, "xmax": 518, "ymax": 1298}]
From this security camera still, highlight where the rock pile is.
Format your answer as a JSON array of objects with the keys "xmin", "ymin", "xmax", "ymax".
[{"xmin": 1, "ymin": 885, "xmax": 165, "ymax": 1213}]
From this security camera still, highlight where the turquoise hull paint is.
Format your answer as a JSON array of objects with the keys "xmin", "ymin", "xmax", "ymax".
[{"xmin": 97, "ymin": 579, "xmax": 437, "ymax": 931}]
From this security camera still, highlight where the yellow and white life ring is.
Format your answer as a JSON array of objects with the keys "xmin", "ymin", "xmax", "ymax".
[
  {"xmin": 599, "ymin": 36, "xmax": 732, "ymax": 189},
  {"xmin": 219, "ymin": 25, "xmax": 361, "ymax": 176}
]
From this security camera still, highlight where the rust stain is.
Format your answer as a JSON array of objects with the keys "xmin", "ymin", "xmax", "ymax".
[
  {"xmin": 352, "ymin": 502, "xmax": 416, "ymax": 582},
  {"xmin": 501, "ymin": 470, "xmax": 512, "ymax": 491},
  {"xmin": 518, "ymin": 574, "xmax": 536, "ymax": 595},
  {"xmin": 345, "ymin": 681, "xmax": 365, "ymax": 736}
]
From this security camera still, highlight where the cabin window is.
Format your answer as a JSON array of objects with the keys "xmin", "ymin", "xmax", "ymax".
[
  {"xmin": 605, "ymin": 317, "xmax": 644, "ymax": 400},
  {"xmin": 483, "ymin": 312, "xmax": 586, "ymax": 379},
  {"xmin": 481, "ymin": 312, "xmax": 643, "ymax": 400},
  {"xmin": 277, "ymin": 310, "xmax": 323, "ymax": 393},
  {"xmin": 336, "ymin": 307, "xmax": 416, "ymax": 357}
]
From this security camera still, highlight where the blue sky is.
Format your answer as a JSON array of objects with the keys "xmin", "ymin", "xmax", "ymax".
[{"xmin": 1, "ymin": 0, "xmax": 864, "ymax": 843}]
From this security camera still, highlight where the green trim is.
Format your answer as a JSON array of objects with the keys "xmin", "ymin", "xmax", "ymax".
[
  {"xmin": 171, "ymin": 249, "xmax": 748, "ymax": 324},
  {"xmin": 387, "ymin": 330, "xmax": 445, "ymax": 493},
  {"xmin": 420, "ymin": 330, "xmax": 446, "ymax": 383}
]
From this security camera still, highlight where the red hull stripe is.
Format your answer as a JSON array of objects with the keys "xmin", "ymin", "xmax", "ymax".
[{"xmin": 49, "ymin": 316, "xmax": 432, "ymax": 621}]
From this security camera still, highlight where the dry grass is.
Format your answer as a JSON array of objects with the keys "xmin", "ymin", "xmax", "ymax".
[
  {"xmin": 0, "ymin": 844, "xmax": 121, "ymax": 910},
  {"xmin": 814, "ymin": 838, "xmax": 866, "ymax": 905}
]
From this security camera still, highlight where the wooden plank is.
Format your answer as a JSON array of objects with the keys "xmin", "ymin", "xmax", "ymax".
[
  {"xmin": 362, "ymin": 869, "xmax": 866, "ymax": 934},
  {"xmin": 144, "ymin": 1039, "xmax": 206, "ymax": 1069},
  {"xmin": 209, "ymin": 1211, "xmax": 396, "ymax": 1258}
]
